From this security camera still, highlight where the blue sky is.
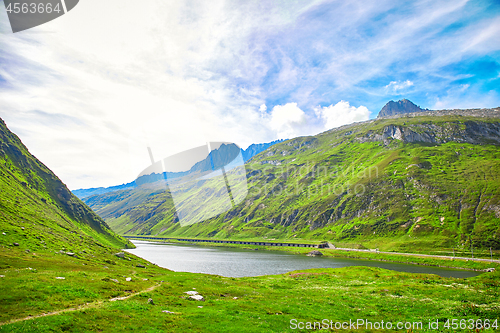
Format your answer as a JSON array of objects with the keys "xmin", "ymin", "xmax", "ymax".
[{"xmin": 0, "ymin": 0, "xmax": 499, "ymax": 189}]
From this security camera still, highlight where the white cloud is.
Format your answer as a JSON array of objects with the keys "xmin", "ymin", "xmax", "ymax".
[
  {"xmin": 268, "ymin": 103, "xmax": 309, "ymax": 139},
  {"xmin": 385, "ymin": 80, "xmax": 414, "ymax": 93},
  {"xmin": 259, "ymin": 104, "xmax": 267, "ymax": 112},
  {"xmin": 1, "ymin": 0, "xmax": 326, "ymax": 189},
  {"xmin": 315, "ymin": 101, "xmax": 370, "ymax": 131},
  {"xmin": 264, "ymin": 101, "xmax": 370, "ymax": 139}
]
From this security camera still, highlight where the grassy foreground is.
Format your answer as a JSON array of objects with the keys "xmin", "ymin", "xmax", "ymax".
[{"xmin": 1, "ymin": 245, "xmax": 500, "ymax": 332}]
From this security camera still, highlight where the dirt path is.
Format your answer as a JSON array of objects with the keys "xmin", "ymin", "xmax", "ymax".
[{"xmin": 0, "ymin": 283, "xmax": 161, "ymax": 327}]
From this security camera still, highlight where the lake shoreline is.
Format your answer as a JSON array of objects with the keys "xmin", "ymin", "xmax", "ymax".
[
  {"xmin": 125, "ymin": 237, "xmax": 499, "ymax": 273},
  {"xmin": 125, "ymin": 239, "xmax": 489, "ymax": 278}
]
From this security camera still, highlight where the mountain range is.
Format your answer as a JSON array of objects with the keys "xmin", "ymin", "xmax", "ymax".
[
  {"xmin": 73, "ymin": 139, "xmax": 284, "ymax": 199},
  {"xmin": 78, "ymin": 103, "xmax": 500, "ymax": 251}
]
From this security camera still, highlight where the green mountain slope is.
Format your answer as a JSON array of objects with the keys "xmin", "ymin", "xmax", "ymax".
[
  {"xmin": 0, "ymin": 117, "xmax": 133, "ymax": 251},
  {"xmin": 84, "ymin": 109, "xmax": 500, "ymax": 251}
]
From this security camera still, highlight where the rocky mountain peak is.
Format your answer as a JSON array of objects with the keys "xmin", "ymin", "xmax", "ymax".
[{"xmin": 377, "ymin": 99, "xmax": 425, "ymax": 118}]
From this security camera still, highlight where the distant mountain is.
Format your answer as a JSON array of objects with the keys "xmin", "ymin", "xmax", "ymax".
[
  {"xmin": 241, "ymin": 140, "xmax": 284, "ymax": 162},
  {"xmin": 72, "ymin": 182, "xmax": 136, "ymax": 200},
  {"xmin": 0, "ymin": 117, "xmax": 132, "ymax": 250},
  {"xmin": 377, "ymin": 99, "xmax": 427, "ymax": 118},
  {"xmin": 73, "ymin": 139, "xmax": 283, "ymax": 199}
]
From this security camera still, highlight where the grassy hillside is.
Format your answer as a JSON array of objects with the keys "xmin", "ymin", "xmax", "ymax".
[
  {"xmin": 85, "ymin": 111, "xmax": 500, "ymax": 252},
  {"xmin": 0, "ymin": 117, "xmax": 133, "ymax": 251}
]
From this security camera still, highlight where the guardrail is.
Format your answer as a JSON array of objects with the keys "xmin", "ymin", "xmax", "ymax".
[{"xmin": 124, "ymin": 235, "xmax": 328, "ymax": 248}]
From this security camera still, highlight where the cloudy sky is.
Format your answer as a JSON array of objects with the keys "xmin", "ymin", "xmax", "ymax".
[{"xmin": 0, "ymin": 0, "xmax": 499, "ymax": 190}]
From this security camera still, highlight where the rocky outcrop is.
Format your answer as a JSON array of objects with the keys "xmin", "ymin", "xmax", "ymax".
[
  {"xmin": 357, "ymin": 121, "xmax": 500, "ymax": 145},
  {"xmin": 377, "ymin": 99, "xmax": 425, "ymax": 118},
  {"xmin": 307, "ymin": 250, "xmax": 323, "ymax": 256}
]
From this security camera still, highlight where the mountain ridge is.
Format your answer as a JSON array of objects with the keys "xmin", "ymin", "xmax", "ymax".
[
  {"xmin": 73, "ymin": 139, "xmax": 284, "ymax": 199},
  {"xmin": 81, "ymin": 106, "xmax": 500, "ymax": 251},
  {"xmin": 0, "ymin": 117, "xmax": 133, "ymax": 250}
]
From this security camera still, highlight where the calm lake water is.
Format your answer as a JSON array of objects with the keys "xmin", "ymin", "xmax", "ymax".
[{"xmin": 125, "ymin": 240, "xmax": 480, "ymax": 278}]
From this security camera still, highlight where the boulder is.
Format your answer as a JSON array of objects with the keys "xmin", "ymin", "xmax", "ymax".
[
  {"xmin": 189, "ymin": 295, "xmax": 205, "ymax": 301},
  {"xmin": 115, "ymin": 252, "xmax": 125, "ymax": 258},
  {"xmin": 184, "ymin": 291, "xmax": 199, "ymax": 295},
  {"xmin": 147, "ymin": 298, "xmax": 154, "ymax": 305},
  {"xmin": 306, "ymin": 250, "xmax": 323, "ymax": 256},
  {"xmin": 136, "ymin": 264, "xmax": 146, "ymax": 268},
  {"xmin": 485, "ymin": 268, "xmax": 496, "ymax": 272},
  {"xmin": 13, "ymin": 243, "xmax": 19, "ymax": 246},
  {"xmin": 162, "ymin": 310, "xmax": 175, "ymax": 314},
  {"xmin": 125, "ymin": 277, "xmax": 132, "ymax": 282}
]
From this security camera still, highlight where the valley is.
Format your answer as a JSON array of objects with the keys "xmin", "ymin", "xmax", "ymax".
[
  {"xmin": 81, "ymin": 106, "xmax": 500, "ymax": 256},
  {"xmin": 2, "ymin": 104, "xmax": 500, "ymax": 332}
]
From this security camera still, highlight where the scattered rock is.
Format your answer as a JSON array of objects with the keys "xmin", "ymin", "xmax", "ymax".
[
  {"xmin": 485, "ymin": 268, "xmax": 496, "ymax": 272},
  {"xmin": 0, "ymin": 275, "xmax": 5, "ymax": 278},
  {"xmin": 162, "ymin": 310, "xmax": 175, "ymax": 314},
  {"xmin": 306, "ymin": 250, "xmax": 323, "ymax": 257},
  {"xmin": 147, "ymin": 298, "xmax": 154, "ymax": 305},
  {"xmin": 136, "ymin": 264, "xmax": 146, "ymax": 268},
  {"xmin": 125, "ymin": 277, "xmax": 132, "ymax": 282},
  {"xmin": 142, "ymin": 278, "xmax": 148, "ymax": 281},
  {"xmin": 66, "ymin": 252, "xmax": 77, "ymax": 258},
  {"xmin": 2, "ymin": 232, "xmax": 6, "ymax": 235},
  {"xmin": 115, "ymin": 252, "xmax": 125, "ymax": 258},
  {"xmin": 13, "ymin": 243, "xmax": 19, "ymax": 246},
  {"xmin": 110, "ymin": 279, "xmax": 119, "ymax": 283},
  {"xmin": 55, "ymin": 277, "xmax": 65, "ymax": 280},
  {"xmin": 185, "ymin": 291, "xmax": 199, "ymax": 295},
  {"xmin": 233, "ymin": 297, "xmax": 238, "ymax": 300},
  {"xmin": 189, "ymin": 295, "xmax": 205, "ymax": 301},
  {"xmin": 21, "ymin": 227, "xmax": 24, "ymax": 230},
  {"xmin": 197, "ymin": 306, "xmax": 203, "ymax": 308},
  {"xmin": 25, "ymin": 249, "xmax": 30, "ymax": 253}
]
